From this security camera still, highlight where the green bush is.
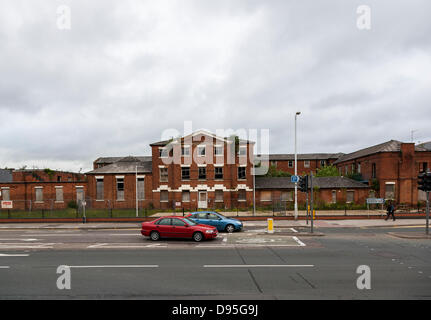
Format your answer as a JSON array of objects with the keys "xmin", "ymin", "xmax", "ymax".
[{"xmin": 67, "ymin": 200, "xmax": 77, "ymax": 209}]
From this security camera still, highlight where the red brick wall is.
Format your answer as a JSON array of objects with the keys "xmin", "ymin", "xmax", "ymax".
[{"xmin": 272, "ymin": 158, "xmax": 338, "ymax": 175}]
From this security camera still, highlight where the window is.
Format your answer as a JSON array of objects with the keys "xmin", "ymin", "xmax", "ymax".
[
  {"xmin": 214, "ymin": 146, "xmax": 223, "ymax": 156},
  {"xmin": 238, "ymin": 189, "xmax": 246, "ymax": 201},
  {"xmin": 270, "ymin": 160, "xmax": 277, "ymax": 166},
  {"xmin": 181, "ymin": 146, "xmax": 190, "ymax": 156},
  {"xmin": 160, "ymin": 190, "xmax": 169, "ymax": 202},
  {"xmin": 35, "ymin": 188, "xmax": 43, "ymax": 202},
  {"xmin": 238, "ymin": 146, "xmax": 247, "ymax": 156},
  {"xmin": 385, "ymin": 183, "xmax": 395, "ymax": 200},
  {"xmin": 159, "ymin": 168, "xmax": 168, "ymax": 182},
  {"xmin": 345, "ymin": 166, "xmax": 348, "ymax": 175},
  {"xmin": 196, "ymin": 213, "xmax": 207, "ymax": 219},
  {"xmin": 182, "ymin": 190, "xmax": 190, "ymax": 202},
  {"xmin": 288, "ymin": 161, "xmax": 293, "ymax": 168},
  {"xmin": 261, "ymin": 191, "xmax": 272, "ymax": 201},
  {"xmin": 332, "ymin": 190, "xmax": 337, "ymax": 204},
  {"xmin": 208, "ymin": 213, "xmax": 219, "ymax": 220},
  {"xmin": 320, "ymin": 160, "xmax": 326, "ymax": 167},
  {"xmin": 346, "ymin": 191, "xmax": 354, "ymax": 203},
  {"xmin": 238, "ymin": 167, "xmax": 246, "ymax": 180},
  {"xmin": 137, "ymin": 178, "xmax": 145, "ymax": 200},
  {"xmin": 57, "ymin": 176, "xmax": 61, "ymax": 182},
  {"xmin": 281, "ymin": 191, "xmax": 292, "ymax": 201},
  {"xmin": 96, "ymin": 178, "xmax": 104, "ymax": 200},
  {"xmin": 1, "ymin": 188, "xmax": 10, "ymax": 201},
  {"xmin": 198, "ymin": 167, "xmax": 206, "ymax": 180},
  {"xmin": 181, "ymin": 167, "xmax": 190, "ymax": 180},
  {"xmin": 157, "ymin": 218, "xmax": 171, "ymax": 225},
  {"xmin": 422, "ymin": 162, "xmax": 428, "ymax": 173},
  {"xmin": 197, "ymin": 145, "xmax": 206, "ymax": 156},
  {"xmin": 215, "ymin": 190, "xmax": 224, "ymax": 202},
  {"xmin": 116, "ymin": 178, "xmax": 124, "ymax": 201},
  {"xmin": 372, "ymin": 163, "xmax": 377, "ymax": 179},
  {"xmin": 215, "ymin": 167, "xmax": 223, "ymax": 180},
  {"xmin": 55, "ymin": 187, "xmax": 64, "ymax": 202},
  {"xmin": 172, "ymin": 218, "xmax": 186, "ymax": 227},
  {"xmin": 357, "ymin": 163, "xmax": 361, "ymax": 173},
  {"xmin": 304, "ymin": 160, "xmax": 310, "ymax": 168}
]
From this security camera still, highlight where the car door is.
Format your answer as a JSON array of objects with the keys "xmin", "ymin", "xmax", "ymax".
[
  {"xmin": 207, "ymin": 213, "xmax": 221, "ymax": 229},
  {"xmin": 192, "ymin": 212, "xmax": 208, "ymax": 225},
  {"xmin": 156, "ymin": 218, "xmax": 173, "ymax": 237},
  {"xmin": 171, "ymin": 218, "xmax": 190, "ymax": 238}
]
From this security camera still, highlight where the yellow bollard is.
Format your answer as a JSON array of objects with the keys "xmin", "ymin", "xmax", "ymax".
[
  {"xmin": 267, "ymin": 218, "xmax": 274, "ymax": 234},
  {"xmin": 313, "ymin": 210, "xmax": 316, "ymax": 219}
]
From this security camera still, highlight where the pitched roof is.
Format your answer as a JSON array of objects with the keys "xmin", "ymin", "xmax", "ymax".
[
  {"xmin": 258, "ymin": 153, "xmax": 343, "ymax": 161},
  {"xmin": 150, "ymin": 129, "xmax": 254, "ymax": 146},
  {"xmin": 255, "ymin": 176, "xmax": 369, "ymax": 189},
  {"xmin": 334, "ymin": 140, "xmax": 428, "ymax": 164},
  {"xmin": 94, "ymin": 156, "xmax": 152, "ymax": 164},
  {"xmin": 417, "ymin": 141, "xmax": 431, "ymax": 151},
  {"xmin": 86, "ymin": 157, "xmax": 152, "ymax": 174}
]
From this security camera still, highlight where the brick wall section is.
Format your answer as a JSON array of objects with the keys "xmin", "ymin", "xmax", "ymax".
[{"xmin": 273, "ymin": 158, "xmax": 338, "ymax": 175}]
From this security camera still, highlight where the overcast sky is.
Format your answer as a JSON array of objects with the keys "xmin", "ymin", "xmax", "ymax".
[{"xmin": 1, "ymin": 0, "xmax": 430, "ymax": 172}]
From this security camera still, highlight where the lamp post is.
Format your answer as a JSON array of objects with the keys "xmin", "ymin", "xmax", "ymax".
[{"xmin": 294, "ymin": 111, "xmax": 301, "ymax": 220}]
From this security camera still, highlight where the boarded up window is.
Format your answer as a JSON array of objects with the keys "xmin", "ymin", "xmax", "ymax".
[
  {"xmin": 346, "ymin": 191, "xmax": 354, "ymax": 203},
  {"xmin": 385, "ymin": 183, "xmax": 395, "ymax": 200},
  {"xmin": 159, "ymin": 168, "xmax": 168, "ymax": 182},
  {"xmin": 215, "ymin": 190, "xmax": 224, "ymax": 202},
  {"xmin": 238, "ymin": 189, "xmax": 246, "ymax": 201},
  {"xmin": 1, "ymin": 188, "xmax": 10, "ymax": 201},
  {"xmin": 182, "ymin": 190, "xmax": 190, "ymax": 202},
  {"xmin": 137, "ymin": 178, "xmax": 145, "ymax": 200},
  {"xmin": 281, "ymin": 191, "xmax": 292, "ymax": 201},
  {"xmin": 332, "ymin": 190, "xmax": 337, "ymax": 203},
  {"xmin": 96, "ymin": 178, "xmax": 104, "ymax": 200},
  {"xmin": 55, "ymin": 187, "xmax": 64, "ymax": 202},
  {"xmin": 160, "ymin": 190, "xmax": 169, "ymax": 202},
  {"xmin": 35, "ymin": 188, "xmax": 43, "ymax": 202},
  {"xmin": 261, "ymin": 191, "xmax": 272, "ymax": 201},
  {"xmin": 76, "ymin": 187, "xmax": 84, "ymax": 203}
]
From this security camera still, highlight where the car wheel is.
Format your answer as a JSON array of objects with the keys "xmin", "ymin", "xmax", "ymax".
[
  {"xmin": 193, "ymin": 232, "xmax": 203, "ymax": 242},
  {"xmin": 150, "ymin": 231, "xmax": 160, "ymax": 241},
  {"xmin": 225, "ymin": 224, "xmax": 235, "ymax": 233}
]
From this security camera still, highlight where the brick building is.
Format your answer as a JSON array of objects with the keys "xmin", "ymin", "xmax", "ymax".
[
  {"xmin": 255, "ymin": 176, "xmax": 370, "ymax": 207},
  {"xmin": 333, "ymin": 140, "xmax": 431, "ymax": 205},
  {"xmin": 264, "ymin": 153, "xmax": 343, "ymax": 175},
  {"xmin": 0, "ymin": 169, "xmax": 87, "ymax": 210}
]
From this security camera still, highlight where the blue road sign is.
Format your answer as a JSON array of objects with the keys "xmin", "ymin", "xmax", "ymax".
[{"xmin": 291, "ymin": 175, "xmax": 299, "ymax": 183}]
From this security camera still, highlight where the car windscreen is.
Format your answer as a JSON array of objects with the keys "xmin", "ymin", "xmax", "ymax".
[{"xmin": 183, "ymin": 217, "xmax": 197, "ymax": 226}]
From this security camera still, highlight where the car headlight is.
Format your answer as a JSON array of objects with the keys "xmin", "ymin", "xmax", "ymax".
[{"xmin": 205, "ymin": 230, "xmax": 214, "ymax": 233}]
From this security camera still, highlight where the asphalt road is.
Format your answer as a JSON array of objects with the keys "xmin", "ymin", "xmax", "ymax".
[{"xmin": 0, "ymin": 224, "xmax": 430, "ymax": 299}]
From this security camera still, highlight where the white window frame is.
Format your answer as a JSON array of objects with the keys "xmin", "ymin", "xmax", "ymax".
[
  {"xmin": 304, "ymin": 160, "xmax": 310, "ymax": 168},
  {"xmin": 214, "ymin": 145, "xmax": 223, "ymax": 156},
  {"xmin": 181, "ymin": 145, "xmax": 190, "ymax": 156},
  {"xmin": 197, "ymin": 145, "xmax": 206, "ymax": 157},
  {"xmin": 238, "ymin": 146, "xmax": 247, "ymax": 156}
]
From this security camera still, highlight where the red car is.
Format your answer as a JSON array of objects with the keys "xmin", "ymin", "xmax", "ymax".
[{"xmin": 141, "ymin": 216, "xmax": 218, "ymax": 242}]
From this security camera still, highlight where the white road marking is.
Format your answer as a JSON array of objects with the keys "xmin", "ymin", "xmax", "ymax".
[
  {"xmin": 0, "ymin": 243, "xmax": 55, "ymax": 249},
  {"xmin": 86, "ymin": 244, "xmax": 168, "ymax": 249},
  {"xmin": 290, "ymin": 228, "xmax": 298, "ymax": 233},
  {"xmin": 292, "ymin": 236, "xmax": 306, "ymax": 247},
  {"xmin": 0, "ymin": 253, "xmax": 30, "ymax": 257},
  {"xmin": 204, "ymin": 264, "xmax": 314, "ymax": 268},
  {"xmin": 87, "ymin": 243, "xmax": 108, "ymax": 248},
  {"xmin": 68, "ymin": 265, "xmax": 159, "ymax": 268},
  {"xmin": 0, "ymin": 239, "xmax": 39, "ymax": 241},
  {"xmin": 0, "ymin": 266, "xmax": 10, "ymax": 269}
]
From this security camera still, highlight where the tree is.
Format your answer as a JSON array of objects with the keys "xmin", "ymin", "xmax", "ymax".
[
  {"xmin": 265, "ymin": 165, "xmax": 292, "ymax": 177},
  {"xmin": 315, "ymin": 165, "xmax": 341, "ymax": 177}
]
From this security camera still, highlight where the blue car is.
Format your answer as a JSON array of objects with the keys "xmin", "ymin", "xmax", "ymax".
[{"xmin": 187, "ymin": 211, "xmax": 243, "ymax": 233}]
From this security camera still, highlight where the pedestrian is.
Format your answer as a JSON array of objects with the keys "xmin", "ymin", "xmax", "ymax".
[{"xmin": 385, "ymin": 201, "xmax": 396, "ymax": 221}]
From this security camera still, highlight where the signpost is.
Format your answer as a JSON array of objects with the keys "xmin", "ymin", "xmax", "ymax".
[{"xmin": 291, "ymin": 175, "xmax": 299, "ymax": 183}]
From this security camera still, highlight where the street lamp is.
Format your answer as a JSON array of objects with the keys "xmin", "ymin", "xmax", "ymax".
[{"xmin": 294, "ymin": 111, "xmax": 301, "ymax": 220}]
